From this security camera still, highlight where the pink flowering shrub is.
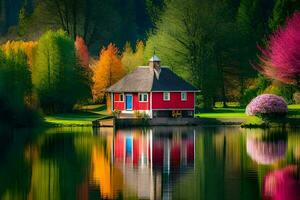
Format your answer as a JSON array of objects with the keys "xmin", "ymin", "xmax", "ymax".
[{"xmin": 246, "ymin": 94, "xmax": 288, "ymax": 118}]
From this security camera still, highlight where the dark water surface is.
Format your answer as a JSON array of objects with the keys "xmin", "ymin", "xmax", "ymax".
[{"xmin": 0, "ymin": 126, "xmax": 300, "ymax": 200}]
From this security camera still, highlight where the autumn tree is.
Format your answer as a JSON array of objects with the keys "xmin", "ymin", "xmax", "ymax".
[
  {"xmin": 257, "ymin": 12, "xmax": 300, "ymax": 88},
  {"xmin": 75, "ymin": 36, "xmax": 93, "ymax": 102},
  {"xmin": 1, "ymin": 40, "xmax": 37, "ymax": 67},
  {"xmin": 32, "ymin": 30, "xmax": 83, "ymax": 113},
  {"xmin": 121, "ymin": 41, "xmax": 145, "ymax": 73},
  {"xmin": 75, "ymin": 36, "xmax": 89, "ymax": 68},
  {"xmin": 92, "ymin": 43, "xmax": 124, "ymax": 100}
]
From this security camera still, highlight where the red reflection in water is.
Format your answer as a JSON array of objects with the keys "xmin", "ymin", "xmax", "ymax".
[
  {"xmin": 263, "ymin": 165, "xmax": 300, "ymax": 200},
  {"xmin": 152, "ymin": 141, "xmax": 164, "ymax": 166},
  {"xmin": 113, "ymin": 130, "xmax": 195, "ymax": 169}
]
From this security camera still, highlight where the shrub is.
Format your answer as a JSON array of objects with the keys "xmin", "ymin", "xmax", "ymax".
[
  {"xmin": 240, "ymin": 75, "xmax": 271, "ymax": 107},
  {"xmin": 112, "ymin": 110, "xmax": 121, "ymax": 118},
  {"xmin": 293, "ymin": 92, "xmax": 300, "ymax": 104},
  {"xmin": 134, "ymin": 111, "xmax": 150, "ymax": 119},
  {"xmin": 246, "ymin": 94, "xmax": 288, "ymax": 118},
  {"xmin": 264, "ymin": 83, "xmax": 295, "ymax": 104}
]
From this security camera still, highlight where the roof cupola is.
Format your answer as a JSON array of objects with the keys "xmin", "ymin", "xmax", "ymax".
[{"xmin": 149, "ymin": 55, "xmax": 161, "ymax": 79}]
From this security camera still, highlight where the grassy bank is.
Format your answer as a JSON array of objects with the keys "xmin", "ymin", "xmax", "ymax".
[
  {"xmin": 197, "ymin": 104, "xmax": 300, "ymax": 128},
  {"xmin": 44, "ymin": 104, "xmax": 111, "ymax": 126},
  {"xmin": 44, "ymin": 104, "xmax": 300, "ymax": 127}
]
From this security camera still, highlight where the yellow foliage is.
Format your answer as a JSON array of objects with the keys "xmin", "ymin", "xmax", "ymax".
[
  {"xmin": 1, "ymin": 40, "xmax": 37, "ymax": 68},
  {"xmin": 121, "ymin": 40, "xmax": 145, "ymax": 73},
  {"xmin": 92, "ymin": 43, "xmax": 124, "ymax": 100}
]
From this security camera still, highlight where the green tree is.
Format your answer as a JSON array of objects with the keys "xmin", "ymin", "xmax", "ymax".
[
  {"xmin": 236, "ymin": 0, "xmax": 273, "ymax": 100},
  {"xmin": 146, "ymin": 0, "xmax": 165, "ymax": 25},
  {"xmin": 32, "ymin": 30, "xmax": 82, "ymax": 113},
  {"xmin": 145, "ymin": 0, "xmax": 239, "ymax": 109},
  {"xmin": 0, "ymin": 49, "xmax": 35, "ymax": 125},
  {"xmin": 268, "ymin": 0, "xmax": 300, "ymax": 31},
  {"xmin": 18, "ymin": 7, "xmax": 27, "ymax": 36},
  {"xmin": 121, "ymin": 41, "xmax": 145, "ymax": 73}
]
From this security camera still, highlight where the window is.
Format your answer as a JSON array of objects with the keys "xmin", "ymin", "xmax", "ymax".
[
  {"xmin": 139, "ymin": 93, "xmax": 148, "ymax": 102},
  {"xmin": 163, "ymin": 92, "xmax": 170, "ymax": 101},
  {"xmin": 119, "ymin": 93, "xmax": 124, "ymax": 101},
  {"xmin": 181, "ymin": 92, "xmax": 187, "ymax": 101}
]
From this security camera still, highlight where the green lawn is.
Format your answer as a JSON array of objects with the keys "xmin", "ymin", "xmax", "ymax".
[
  {"xmin": 44, "ymin": 104, "xmax": 111, "ymax": 126},
  {"xmin": 197, "ymin": 108, "xmax": 246, "ymax": 118},
  {"xmin": 197, "ymin": 104, "xmax": 300, "ymax": 119},
  {"xmin": 287, "ymin": 104, "xmax": 300, "ymax": 118}
]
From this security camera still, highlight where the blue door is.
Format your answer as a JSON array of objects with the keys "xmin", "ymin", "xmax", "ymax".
[{"xmin": 126, "ymin": 95, "xmax": 133, "ymax": 110}]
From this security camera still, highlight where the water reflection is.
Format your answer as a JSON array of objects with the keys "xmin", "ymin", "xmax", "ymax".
[
  {"xmin": 0, "ymin": 126, "xmax": 300, "ymax": 200},
  {"xmin": 109, "ymin": 128, "xmax": 195, "ymax": 199},
  {"xmin": 246, "ymin": 130, "xmax": 287, "ymax": 165},
  {"xmin": 263, "ymin": 165, "xmax": 300, "ymax": 200}
]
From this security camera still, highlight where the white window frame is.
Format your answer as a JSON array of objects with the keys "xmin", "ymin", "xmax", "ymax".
[
  {"xmin": 138, "ymin": 93, "xmax": 148, "ymax": 102},
  {"xmin": 163, "ymin": 92, "xmax": 170, "ymax": 101},
  {"xmin": 117, "ymin": 93, "xmax": 124, "ymax": 102},
  {"xmin": 181, "ymin": 92, "xmax": 187, "ymax": 101}
]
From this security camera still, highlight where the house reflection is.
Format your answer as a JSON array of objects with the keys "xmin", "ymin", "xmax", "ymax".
[{"xmin": 91, "ymin": 127, "xmax": 195, "ymax": 200}]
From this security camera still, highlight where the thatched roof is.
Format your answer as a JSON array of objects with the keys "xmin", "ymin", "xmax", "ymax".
[{"xmin": 107, "ymin": 66, "xmax": 198, "ymax": 92}]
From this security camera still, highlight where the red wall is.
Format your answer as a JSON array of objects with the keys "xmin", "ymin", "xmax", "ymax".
[
  {"xmin": 113, "ymin": 93, "xmax": 150, "ymax": 110},
  {"xmin": 152, "ymin": 92, "xmax": 194, "ymax": 110},
  {"xmin": 113, "ymin": 92, "xmax": 194, "ymax": 110},
  {"xmin": 113, "ymin": 93, "xmax": 124, "ymax": 110}
]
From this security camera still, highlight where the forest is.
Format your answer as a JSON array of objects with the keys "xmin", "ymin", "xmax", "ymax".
[{"xmin": 0, "ymin": 0, "xmax": 300, "ymax": 126}]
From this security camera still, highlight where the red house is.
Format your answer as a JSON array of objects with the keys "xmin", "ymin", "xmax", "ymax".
[{"xmin": 107, "ymin": 55, "xmax": 198, "ymax": 118}]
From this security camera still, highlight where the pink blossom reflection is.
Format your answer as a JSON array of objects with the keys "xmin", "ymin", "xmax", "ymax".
[
  {"xmin": 263, "ymin": 165, "xmax": 300, "ymax": 200},
  {"xmin": 246, "ymin": 134, "xmax": 287, "ymax": 165}
]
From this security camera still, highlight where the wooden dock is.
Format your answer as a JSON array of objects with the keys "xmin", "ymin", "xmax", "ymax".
[{"xmin": 92, "ymin": 118, "xmax": 115, "ymax": 127}]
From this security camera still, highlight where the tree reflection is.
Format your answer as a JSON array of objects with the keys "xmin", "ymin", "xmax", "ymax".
[
  {"xmin": 27, "ymin": 129, "xmax": 93, "ymax": 200},
  {"xmin": 1, "ymin": 126, "xmax": 300, "ymax": 200}
]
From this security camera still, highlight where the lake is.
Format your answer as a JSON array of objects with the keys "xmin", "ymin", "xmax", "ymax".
[{"xmin": 0, "ymin": 126, "xmax": 299, "ymax": 200}]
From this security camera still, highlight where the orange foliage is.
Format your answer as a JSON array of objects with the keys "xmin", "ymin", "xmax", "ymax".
[
  {"xmin": 92, "ymin": 43, "xmax": 124, "ymax": 100},
  {"xmin": 1, "ymin": 40, "xmax": 37, "ymax": 68},
  {"xmin": 75, "ymin": 36, "xmax": 90, "ymax": 68},
  {"xmin": 91, "ymin": 146, "xmax": 123, "ymax": 199}
]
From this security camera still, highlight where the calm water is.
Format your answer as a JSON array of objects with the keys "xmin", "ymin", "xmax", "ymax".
[{"xmin": 0, "ymin": 126, "xmax": 300, "ymax": 200}]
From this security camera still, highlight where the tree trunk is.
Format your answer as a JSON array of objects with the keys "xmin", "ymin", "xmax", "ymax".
[
  {"xmin": 218, "ymin": 63, "xmax": 227, "ymax": 108},
  {"xmin": 72, "ymin": 0, "xmax": 77, "ymax": 40}
]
